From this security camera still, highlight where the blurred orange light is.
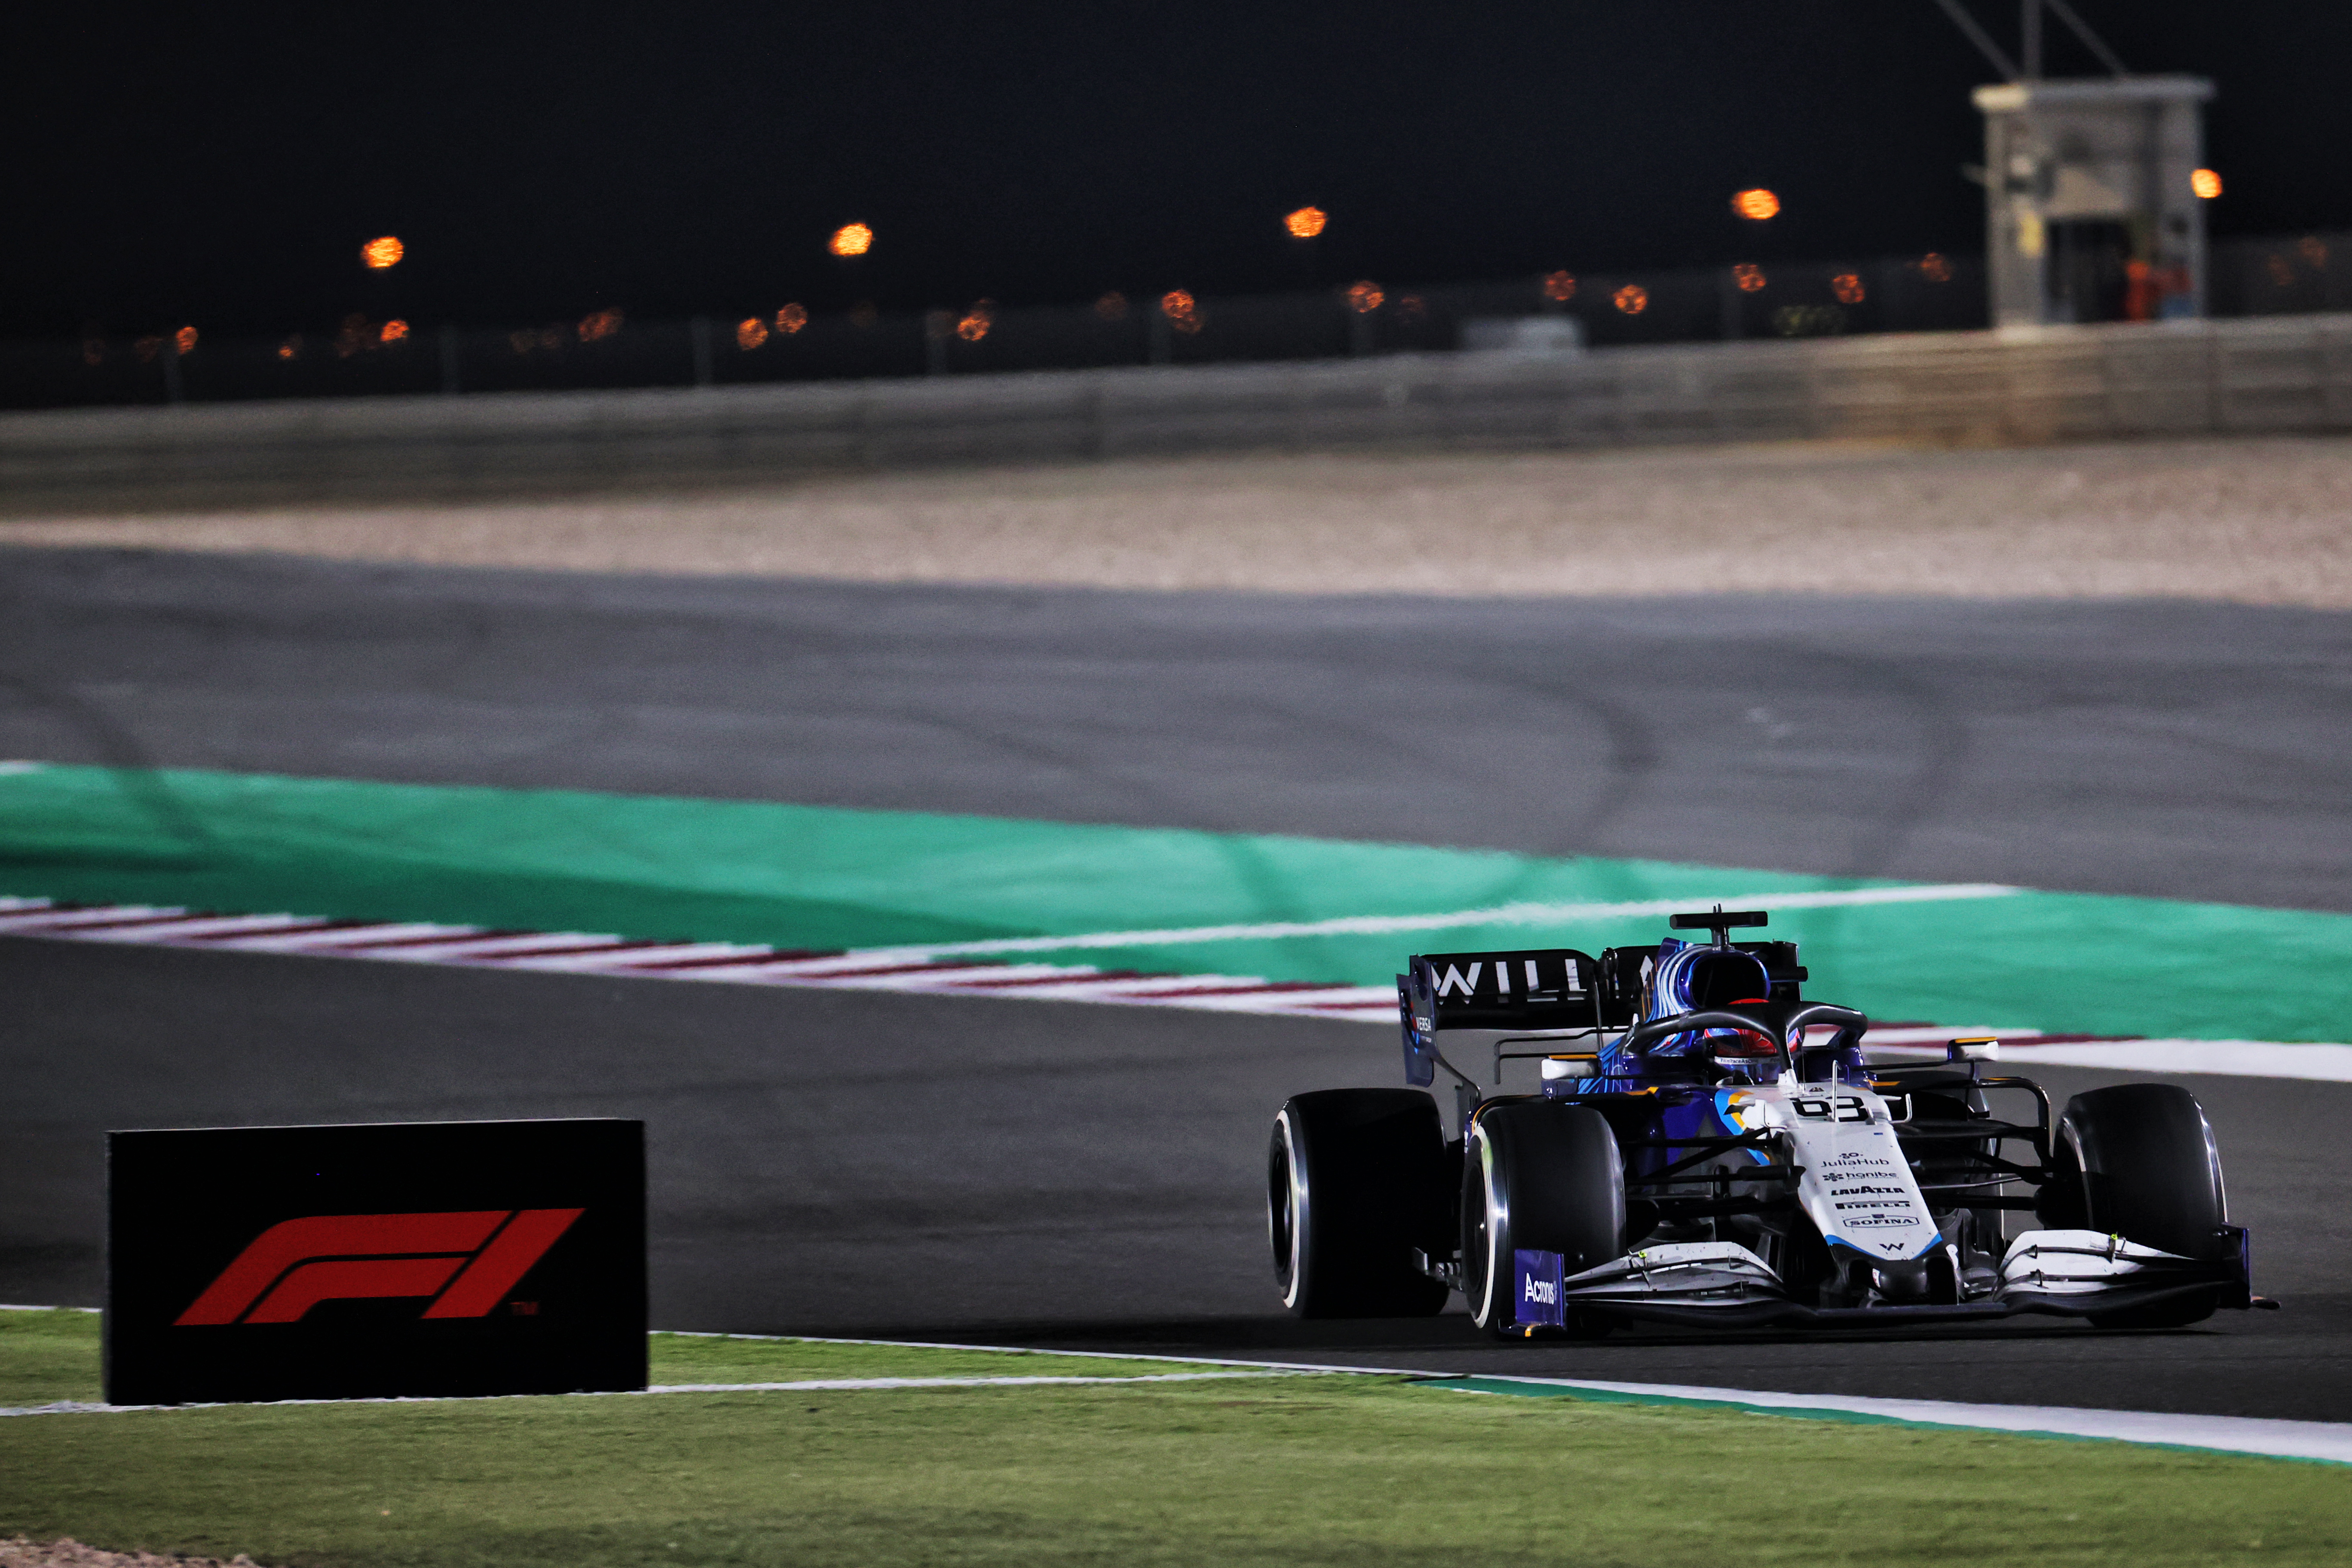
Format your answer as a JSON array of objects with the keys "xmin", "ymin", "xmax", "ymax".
[
  {"xmin": 1160, "ymin": 289, "xmax": 1195, "ymax": 317},
  {"xmin": 579, "ymin": 308, "xmax": 625, "ymax": 342},
  {"xmin": 2299, "ymin": 235, "xmax": 2329, "ymax": 268},
  {"xmin": 1732, "ymin": 188, "xmax": 1780, "ymax": 221},
  {"xmin": 830, "ymin": 223, "xmax": 873, "ymax": 257},
  {"xmin": 133, "ymin": 336, "xmax": 162, "ymax": 363},
  {"xmin": 1612, "ymin": 285, "xmax": 1648, "ymax": 315},
  {"xmin": 173, "ymin": 325, "xmax": 199, "ymax": 354},
  {"xmin": 1541, "ymin": 270, "xmax": 1577, "ymax": 303},
  {"xmin": 1397, "ymin": 294, "xmax": 1426, "ymax": 321},
  {"xmin": 508, "ymin": 330, "xmax": 535, "ymax": 356},
  {"xmin": 1831, "ymin": 273, "xmax": 1865, "ymax": 305},
  {"xmin": 1344, "ymin": 281, "xmax": 1384, "ymax": 314},
  {"xmin": 1733, "ymin": 263, "xmax": 1766, "ymax": 292},
  {"xmin": 736, "ymin": 318, "xmax": 769, "ymax": 350},
  {"xmin": 1284, "ymin": 206, "xmax": 1327, "ymax": 239},
  {"xmin": 2191, "ymin": 168, "xmax": 2223, "ymax": 200},
  {"xmin": 380, "ymin": 319, "xmax": 410, "ymax": 343},
  {"xmin": 1094, "ymin": 291, "xmax": 1129, "ymax": 321},
  {"xmin": 1918, "ymin": 252, "xmax": 1952, "ymax": 283},
  {"xmin": 361, "ymin": 235, "xmax": 404, "ymax": 270},
  {"xmin": 539, "ymin": 326, "xmax": 565, "ymax": 350},
  {"xmin": 276, "ymin": 337, "xmax": 299, "ymax": 361},
  {"xmin": 775, "ymin": 303, "xmax": 808, "ymax": 334},
  {"xmin": 956, "ymin": 304, "xmax": 994, "ymax": 342}
]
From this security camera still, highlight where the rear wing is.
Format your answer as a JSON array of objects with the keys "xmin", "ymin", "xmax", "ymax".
[
  {"xmin": 1397, "ymin": 937, "xmax": 1810, "ymax": 1087},
  {"xmin": 1396, "ymin": 948, "xmax": 1605, "ymax": 1088}
]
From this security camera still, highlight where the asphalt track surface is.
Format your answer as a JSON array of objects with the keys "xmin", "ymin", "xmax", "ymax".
[
  {"xmin": 4, "ymin": 546, "xmax": 2349, "ymax": 1420},
  {"xmin": 4, "ymin": 548, "xmax": 2348, "ymax": 911}
]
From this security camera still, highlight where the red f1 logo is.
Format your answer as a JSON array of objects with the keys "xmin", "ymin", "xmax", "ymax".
[{"xmin": 174, "ymin": 1209, "xmax": 583, "ymax": 1326}]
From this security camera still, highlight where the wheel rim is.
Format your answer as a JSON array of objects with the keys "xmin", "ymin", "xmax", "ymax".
[
  {"xmin": 1466, "ymin": 1126, "xmax": 1504, "ymax": 1328},
  {"xmin": 1269, "ymin": 1112, "xmax": 1305, "ymax": 1308}
]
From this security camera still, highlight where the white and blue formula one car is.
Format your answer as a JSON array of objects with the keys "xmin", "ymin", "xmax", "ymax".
[{"xmin": 1267, "ymin": 908, "xmax": 2263, "ymax": 1335}]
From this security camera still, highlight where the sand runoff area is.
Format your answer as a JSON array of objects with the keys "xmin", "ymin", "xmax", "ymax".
[{"xmin": 4, "ymin": 435, "xmax": 2348, "ymax": 606}]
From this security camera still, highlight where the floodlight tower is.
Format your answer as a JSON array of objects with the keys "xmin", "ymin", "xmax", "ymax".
[{"xmin": 1932, "ymin": 1, "xmax": 2213, "ymax": 328}]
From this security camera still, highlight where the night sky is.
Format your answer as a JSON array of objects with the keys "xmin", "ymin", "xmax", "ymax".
[{"xmin": 9, "ymin": 3, "xmax": 2349, "ymax": 340}]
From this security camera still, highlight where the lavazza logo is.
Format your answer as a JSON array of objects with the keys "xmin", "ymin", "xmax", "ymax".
[
  {"xmin": 1523, "ymin": 1274, "xmax": 1558, "ymax": 1305},
  {"xmin": 175, "ymin": 1209, "xmax": 584, "ymax": 1326}
]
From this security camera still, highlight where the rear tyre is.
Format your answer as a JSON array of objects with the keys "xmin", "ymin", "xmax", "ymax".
[
  {"xmin": 1461, "ymin": 1102, "xmax": 1625, "ymax": 1336},
  {"xmin": 2039, "ymin": 1084, "xmax": 2229, "ymax": 1329},
  {"xmin": 1269, "ymin": 1090, "xmax": 1453, "ymax": 1318}
]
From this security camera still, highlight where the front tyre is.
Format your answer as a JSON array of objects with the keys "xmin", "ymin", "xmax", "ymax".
[
  {"xmin": 1462, "ymin": 1102, "xmax": 1625, "ymax": 1336},
  {"xmin": 1268, "ymin": 1090, "xmax": 1452, "ymax": 1318},
  {"xmin": 2040, "ymin": 1084, "xmax": 2230, "ymax": 1329}
]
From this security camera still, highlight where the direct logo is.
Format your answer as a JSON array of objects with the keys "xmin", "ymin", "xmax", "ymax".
[{"xmin": 175, "ymin": 1209, "xmax": 584, "ymax": 1326}]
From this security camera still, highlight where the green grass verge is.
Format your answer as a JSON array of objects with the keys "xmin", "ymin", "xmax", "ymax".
[
  {"xmin": 6, "ymin": 1312, "xmax": 2349, "ymax": 1566},
  {"xmin": 0, "ymin": 1310, "xmax": 104, "ymax": 1406}
]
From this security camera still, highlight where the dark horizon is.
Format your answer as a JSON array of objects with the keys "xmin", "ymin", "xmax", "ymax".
[{"xmin": 8, "ymin": 3, "xmax": 2349, "ymax": 342}]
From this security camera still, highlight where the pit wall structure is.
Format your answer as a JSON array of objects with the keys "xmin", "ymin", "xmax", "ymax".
[{"xmin": 4, "ymin": 315, "xmax": 2349, "ymax": 514}]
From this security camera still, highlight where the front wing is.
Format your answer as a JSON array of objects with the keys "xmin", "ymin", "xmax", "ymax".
[{"xmin": 1509, "ymin": 1230, "xmax": 2254, "ymax": 1331}]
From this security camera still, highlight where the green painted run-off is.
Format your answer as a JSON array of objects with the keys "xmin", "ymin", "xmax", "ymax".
[{"xmin": 1, "ymin": 763, "xmax": 2344, "ymax": 1042}]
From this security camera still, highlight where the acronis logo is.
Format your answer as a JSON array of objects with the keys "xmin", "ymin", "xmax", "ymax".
[{"xmin": 1522, "ymin": 1275, "xmax": 1557, "ymax": 1305}]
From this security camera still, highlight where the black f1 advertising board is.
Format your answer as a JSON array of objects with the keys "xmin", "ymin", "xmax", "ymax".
[{"xmin": 106, "ymin": 1118, "xmax": 645, "ymax": 1406}]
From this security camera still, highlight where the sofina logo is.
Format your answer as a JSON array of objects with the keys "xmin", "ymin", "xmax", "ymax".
[
  {"xmin": 1523, "ymin": 1274, "xmax": 1557, "ymax": 1305},
  {"xmin": 174, "ymin": 1209, "xmax": 583, "ymax": 1326}
]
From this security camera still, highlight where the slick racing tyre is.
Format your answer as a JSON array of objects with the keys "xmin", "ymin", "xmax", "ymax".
[
  {"xmin": 2039, "ymin": 1083, "xmax": 2229, "ymax": 1329},
  {"xmin": 1268, "ymin": 1090, "xmax": 1452, "ymax": 1318},
  {"xmin": 1462, "ymin": 1102, "xmax": 1624, "ymax": 1336}
]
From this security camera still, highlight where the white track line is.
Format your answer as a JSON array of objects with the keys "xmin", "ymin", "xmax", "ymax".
[
  {"xmin": 839, "ymin": 883, "xmax": 2022, "ymax": 962},
  {"xmin": 0, "ymin": 900, "xmax": 1406, "ymax": 1023},
  {"xmin": 6, "ymin": 1308, "xmax": 2342, "ymax": 1464},
  {"xmin": 8, "ymin": 896, "xmax": 2347, "ymax": 1076},
  {"xmin": 0, "ymin": 1370, "xmax": 1320, "ymax": 1418},
  {"xmin": 717, "ymin": 1331, "xmax": 1449, "ymax": 1378},
  {"xmin": 1871, "ymin": 1038, "xmax": 2352, "ymax": 1082},
  {"xmin": 1444, "ymin": 1375, "xmax": 2352, "ymax": 1466}
]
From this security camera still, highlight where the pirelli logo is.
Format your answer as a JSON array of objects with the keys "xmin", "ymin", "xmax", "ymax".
[{"xmin": 175, "ymin": 1208, "xmax": 584, "ymax": 1326}]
